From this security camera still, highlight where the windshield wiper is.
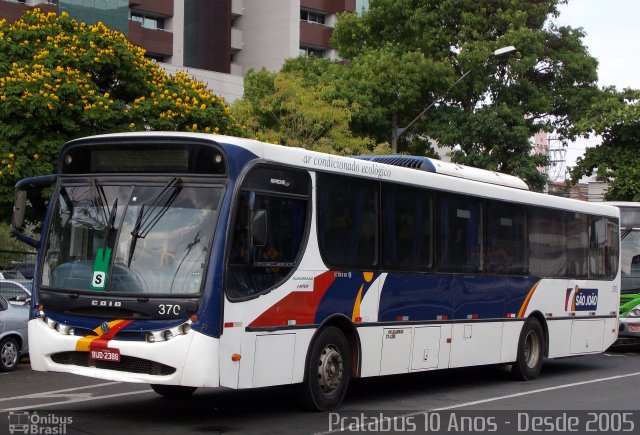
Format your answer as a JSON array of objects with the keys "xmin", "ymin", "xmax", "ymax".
[
  {"xmin": 126, "ymin": 177, "xmax": 181, "ymax": 267},
  {"xmin": 170, "ymin": 230, "xmax": 202, "ymax": 292},
  {"xmin": 105, "ymin": 197, "xmax": 118, "ymax": 246},
  {"xmin": 89, "ymin": 178, "xmax": 110, "ymax": 227}
]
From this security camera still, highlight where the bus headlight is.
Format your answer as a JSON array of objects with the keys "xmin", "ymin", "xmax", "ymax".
[
  {"xmin": 629, "ymin": 305, "xmax": 640, "ymax": 317},
  {"xmin": 145, "ymin": 321, "xmax": 192, "ymax": 343},
  {"xmin": 181, "ymin": 323, "xmax": 191, "ymax": 334}
]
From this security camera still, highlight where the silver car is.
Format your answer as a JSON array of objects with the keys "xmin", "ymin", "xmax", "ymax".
[
  {"xmin": 0, "ymin": 294, "xmax": 29, "ymax": 371},
  {"xmin": 0, "ymin": 280, "xmax": 32, "ymax": 306}
]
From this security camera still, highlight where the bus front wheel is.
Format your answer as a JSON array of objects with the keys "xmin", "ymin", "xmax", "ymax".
[
  {"xmin": 150, "ymin": 384, "xmax": 197, "ymax": 398},
  {"xmin": 511, "ymin": 317, "xmax": 545, "ymax": 381},
  {"xmin": 301, "ymin": 326, "xmax": 351, "ymax": 411}
]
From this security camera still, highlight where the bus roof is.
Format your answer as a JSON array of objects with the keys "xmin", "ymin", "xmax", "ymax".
[
  {"xmin": 65, "ymin": 132, "xmax": 619, "ymax": 218},
  {"xmin": 354, "ymin": 155, "xmax": 529, "ymax": 190}
]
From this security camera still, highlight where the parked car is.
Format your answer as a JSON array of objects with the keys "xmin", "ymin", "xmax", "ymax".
[
  {"xmin": 0, "ymin": 294, "xmax": 29, "ymax": 371},
  {"xmin": 0, "ymin": 270, "xmax": 26, "ymax": 280},
  {"xmin": 8, "ymin": 262, "xmax": 35, "ymax": 280},
  {"xmin": 0, "ymin": 280, "xmax": 31, "ymax": 305}
]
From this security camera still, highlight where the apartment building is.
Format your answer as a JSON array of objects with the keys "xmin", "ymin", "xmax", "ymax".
[{"xmin": 0, "ymin": 0, "xmax": 356, "ymax": 100}]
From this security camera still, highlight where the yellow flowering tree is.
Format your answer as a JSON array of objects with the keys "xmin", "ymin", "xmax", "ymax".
[{"xmin": 0, "ymin": 9, "xmax": 243, "ymax": 219}]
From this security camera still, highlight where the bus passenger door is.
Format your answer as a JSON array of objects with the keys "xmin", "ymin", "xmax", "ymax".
[{"xmin": 218, "ymin": 301, "xmax": 243, "ymax": 388}]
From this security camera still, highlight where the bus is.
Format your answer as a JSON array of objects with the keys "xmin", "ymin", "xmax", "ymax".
[
  {"xmin": 604, "ymin": 202, "xmax": 640, "ymax": 343},
  {"xmin": 11, "ymin": 132, "xmax": 621, "ymax": 411}
]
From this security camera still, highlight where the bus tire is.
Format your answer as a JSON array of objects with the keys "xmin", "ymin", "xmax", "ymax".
[
  {"xmin": 150, "ymin": 384, "xmax": 197, "ymax": 398},
  {"xmin": 511, "ymin": 317, "xmax": 545, "ymax": 381},
  {"xmin": 0, "ymin": 337, "xmax": 19, "ymax": 372},
  {"xmin": 301, "ymin": 326, "xmax": 351, "ymax": 411}
]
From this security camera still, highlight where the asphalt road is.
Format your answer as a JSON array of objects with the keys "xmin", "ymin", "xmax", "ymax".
[{"xmin": 1, "ymin": 344, "xmax": 639, "ymax": 435}]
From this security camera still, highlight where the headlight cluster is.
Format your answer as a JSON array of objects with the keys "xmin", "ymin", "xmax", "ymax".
[
  {"xmin": 628, "ymin": 304, "xmax": 640, "ymax": 317},
  {"xmin": 145, "ymin": 322, "xmax": 192, "ymax": 343},
  {"xmin": 42, "ymin": 316, "xmax": 75, "ymax": 336},
  {"xmin": 41, "ymin": 310, "xmax": 192, "ymax": 342}
]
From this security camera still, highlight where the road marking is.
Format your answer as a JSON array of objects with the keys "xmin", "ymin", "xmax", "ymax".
[
  {"xmin": 317, "ymin": 371, "xmax": 640, "ymax": 434},
  {"xmin": 0, "ymin": 382, "xmax": 120, "ymax": 403},
  {"xmin": 2, "ymin": 389, "xmax": 153, "ymax": 412},
  {"xmin": 431, "ymin": 371, "xmax": 640, "ymax": 410}
]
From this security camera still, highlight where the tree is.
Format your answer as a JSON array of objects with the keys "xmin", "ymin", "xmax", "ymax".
[
  {"xmin": 569, "ymin": 88, "xmax": 640, "ymax": 200},
  {"xmin": 282, "ymin": 49, "xmax": 450, "ymax": 157},
  {"xmin": 0, "ymin": 9, "xmax": 244, "ymax": 220},
  {"xmin": 234, "ymin": 67, "xmax": 389, "ymax": 156},
  {"xmin": 327, "ymin": 0, "xmax": 602, "ymax": 191}
]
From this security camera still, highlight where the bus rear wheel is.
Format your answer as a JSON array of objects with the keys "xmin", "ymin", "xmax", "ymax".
[
  {"xmin": 301, "ymin": 326, "xmax": 351, "ymax": 411},
  {"xmin": 511, "ymin": 317, "xmax": 545, "ymax": 381},
  {"xmin": 150, "ymin": 384, "xmax": 197, "ymax": 398}
]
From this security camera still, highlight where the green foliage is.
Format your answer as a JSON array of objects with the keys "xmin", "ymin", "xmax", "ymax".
[
  {"xmin": 326, "ymin": 0, "xmax": 602, "ymax": 191},
  {"xmin": 570, "ymin": 89, "xmax": 640, "ymax": 200},
  {"xmin": 234, "ymin": 67, "xmax": 389, "ymax": 156},
  {"xmin": 0, "ymin": 223, "xmax": 30, "ymax": 252},
  {"xmin": 0, "ymin": 9, "xmax": 244, "ymax": 221}
]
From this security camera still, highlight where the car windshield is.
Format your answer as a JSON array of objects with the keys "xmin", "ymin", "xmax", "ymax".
[
  {"xmin": 41, "ymin": 179, "xmax": 223, "ymax": 295},
  {"xmin": 621, "ymin": 228, "xmax": 640, "ymax": 293}
]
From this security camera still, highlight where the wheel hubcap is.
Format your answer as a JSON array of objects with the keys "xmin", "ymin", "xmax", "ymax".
[
  {"xmin": 317, "ymin": 344, "xmax": 344, "ymax": 394},
  {"xmin": 523, "ymin": 330, "xmax": 541, "ymax": 368},
  {"xmin": 1, "ymin": 342, "xmax": 18, "ymax": 368}
]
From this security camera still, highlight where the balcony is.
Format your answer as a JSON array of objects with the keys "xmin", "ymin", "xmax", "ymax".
[
  {"xmin": 0, "ymin": 0, "xmax": 57, "ymax": 22},
  {"xmin": 231, "ymin": 27, "xmax": 243, "ymax": 50},
  {"xmin": 231, "ymin": 0, "xmax": 243, "ymax": 16},
  {"xmin": 128, "ymin": 20, "xmax": 173, "ymax": 58},
  {"xmin": 300, "ymin": 0, "xmax": 355, "ymax": 14},
  {"xmin": 129, "ymin": 0, "xmax": 173, "ymax": 17},
  {"xmin": 299, "ymin": 20, "xmax": 332, "ymax": 49}
]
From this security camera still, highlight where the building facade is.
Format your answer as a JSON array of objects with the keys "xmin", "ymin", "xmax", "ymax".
[{"xmin": 0, "ymin": 0, "xmax": 355, "ymax": 100}]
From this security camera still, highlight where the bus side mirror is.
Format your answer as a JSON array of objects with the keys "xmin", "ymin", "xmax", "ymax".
[
  {"xmin": 251, "ymin": 209, "xmax": 267, "ymax": 247},
  {"xmin": 11, "ymin": 174, "xmax": 57, "ymax": 248},
  {"xmin": 12, "ymin": 190, "xmax": 27, "ymax": 231}
]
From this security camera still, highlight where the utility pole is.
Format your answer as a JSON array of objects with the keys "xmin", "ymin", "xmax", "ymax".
[{"xmin": 391, "ymin": 45, "xmax": 517, "ymax": 152}]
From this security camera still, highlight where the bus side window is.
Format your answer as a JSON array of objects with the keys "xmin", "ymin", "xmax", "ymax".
[
  {"xmin": 226, "ymin": 167, "xmax": 310, "ymax": 299},
  {"xmin": 382, "ymin": 183, "xmax": 432, "ymax": 271},
  {"xmin": 486, "ymin": 202, "xmax": 528, "ymax": 275},
  {"xmin": 316, "ymin": 173, "xmax": 379, "ymax": 270},
  {"xmin": 529, "ymin": 208, "xmax": 566, "ymax": 277},
  {"xmin": 589, "ymin": 216, "xmax": 619, "ymax": 279},
  {"xmin": 436, "ymin": 194, "xmax": 483, "ymax": 273},
  {"xmin": 566, "ymin": 212, "xmax": 589, "ymax": 278}
]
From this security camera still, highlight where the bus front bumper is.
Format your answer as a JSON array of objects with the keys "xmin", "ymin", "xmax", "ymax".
[{"xmin": 28, "ymin": 318, "xmax": 221, "ymax": 388}]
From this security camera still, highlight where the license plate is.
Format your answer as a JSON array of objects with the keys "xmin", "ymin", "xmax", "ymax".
[
  {"xmin": 629, "ymin": 324, "xmax": 640, "ymax": 332},
  {"xmin": 89, "ymin": 347, "xmax": 121, "ymax": 362}
]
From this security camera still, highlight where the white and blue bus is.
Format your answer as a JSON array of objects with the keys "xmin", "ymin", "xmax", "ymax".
[{"xmin": 12, "ymin": 132, "xmax": 621, "ymax": 410}]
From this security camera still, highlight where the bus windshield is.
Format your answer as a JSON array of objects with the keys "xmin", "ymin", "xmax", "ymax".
[
  {"xmin": 621, "ymin": 228, "xmax": 640, "ymax": 293},
  {"xmin": 41, "ymin": 179, "xmax": 223, "ymax": 296}
]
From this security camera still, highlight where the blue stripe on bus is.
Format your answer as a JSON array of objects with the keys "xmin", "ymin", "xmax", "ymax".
[
  {"xmin": 377, "ymin": 273, "xmax": 538, "ymax": 322},
  {"xmin": 198, "ymin": 142, "xmax": 260, "ymax": 337}
]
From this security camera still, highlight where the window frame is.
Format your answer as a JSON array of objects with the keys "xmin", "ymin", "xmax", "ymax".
[
  {"xmin": 380, "ymin": 182, "xmax": 434, "ymax": 272},
  {"xmin": 434, "ymin": 193, "xmax": 484, "ymax": 273},
  {"xmin": 300, "ymin": 9, "xmax": 326, "ymax": 25},
  {"xmin": 316, "ymin": 172, "xmax": 380, "ymax": 271},
  {"xmin": 485, "ymin": 200, "xmax": 529, "ymax": 276},
  {"xmin": 225, "ymin": 163, "xmax": 312, "ymax": 302}
]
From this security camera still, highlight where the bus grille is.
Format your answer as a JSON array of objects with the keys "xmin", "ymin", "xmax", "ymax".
[{"xmin": 50, "ymin": 352, "xmax": 176, "ymax": 376}]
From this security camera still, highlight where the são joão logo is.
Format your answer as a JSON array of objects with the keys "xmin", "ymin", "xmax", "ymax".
[{"xmin": 565, "ymin": 286, "xmax": 599, "ymax": 312}]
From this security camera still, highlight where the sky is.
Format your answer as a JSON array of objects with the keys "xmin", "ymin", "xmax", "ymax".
[{"xmin": 550, "ymin": 0, "xmax": 640, "ymax": 176}]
